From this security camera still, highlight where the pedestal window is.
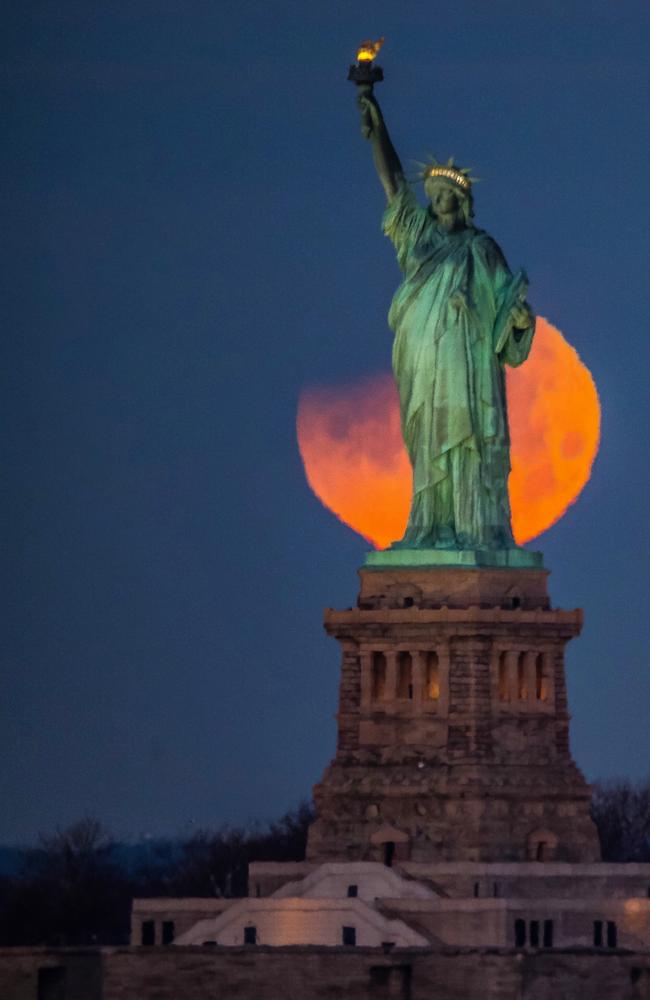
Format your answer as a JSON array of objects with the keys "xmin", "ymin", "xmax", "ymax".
[
  {"xmin": 425, "ymin": 652, "xmax": 440, "ymax": 700},
  {"xmin": 372, "ymin": 652, "xmax": 386, "ymax": 701},
  {"xmin": 397, "ymin": 652, "xmax": 413, "ymax": 699}
]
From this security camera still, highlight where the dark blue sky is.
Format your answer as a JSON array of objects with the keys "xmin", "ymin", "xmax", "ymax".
[{"xmin": 2, "ymin": 1, "xmax": 649, "ymax": 843}]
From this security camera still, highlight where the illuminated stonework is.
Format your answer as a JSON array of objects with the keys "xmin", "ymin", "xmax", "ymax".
[{"xmin": 307, "ymin": 566, "xmax": 600, "ymax": 864}]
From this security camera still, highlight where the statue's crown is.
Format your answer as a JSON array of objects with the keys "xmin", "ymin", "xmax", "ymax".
[{"xmin": 418, "ymin": 156, "xmax": 477, "ymax": 191}]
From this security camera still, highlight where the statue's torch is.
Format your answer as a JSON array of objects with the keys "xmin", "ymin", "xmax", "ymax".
[{"xmin": 348, "ymin": 38, "xmax": 385, "ymax": 138}]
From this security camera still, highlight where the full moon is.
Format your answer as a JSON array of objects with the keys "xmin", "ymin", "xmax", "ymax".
[{"xmin": 297, "ymin": 317, "xmax": 600, "ymax": 548}]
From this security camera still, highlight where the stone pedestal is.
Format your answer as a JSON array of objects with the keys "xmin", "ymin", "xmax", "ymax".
[{"xmin": 307, "ymin": 565, "xmax": 600, "ymax": 864}]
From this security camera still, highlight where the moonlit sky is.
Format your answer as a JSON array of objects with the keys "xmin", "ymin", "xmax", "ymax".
[{"xmin": 2, "ymin": 1, "xmax": 649, "ymax": 843}]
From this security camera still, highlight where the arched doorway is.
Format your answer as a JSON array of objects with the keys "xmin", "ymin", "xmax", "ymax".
[
  {"xmin": 527, "ymin": 829, "xmax": 559, "ymax": 862},
  {"xmin": 369, "ymin": 825, "xmax": 410, "ymax": 866}
]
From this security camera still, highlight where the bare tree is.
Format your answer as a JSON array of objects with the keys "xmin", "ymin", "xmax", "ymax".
[
  {"xmin": 0, "ymin": 802, "xmax": 316, "ymax": 944},
  {"xmin": 0, "ymin": 818, "xmax": 129, "ymax": 945},
  {"xmin": 170, "ymin": 800, "xmax": 315, "ymax": 898},
  {"xmin": 591, "ymin": 778, "xmax": 650, "ymax": 862}
]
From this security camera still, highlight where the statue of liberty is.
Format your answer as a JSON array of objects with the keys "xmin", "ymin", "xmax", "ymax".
[{"xmin": 357, "ymin": 91, "xmax": 536, "ymax": 555}]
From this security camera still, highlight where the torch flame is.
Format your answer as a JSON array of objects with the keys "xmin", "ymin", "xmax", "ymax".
[{"xmin": 357, "ymin": 37, "xmax": 385, "ymax": 62}]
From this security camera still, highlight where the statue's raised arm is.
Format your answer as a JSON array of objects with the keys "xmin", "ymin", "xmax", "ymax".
[{"xmin": 357, "ymin": 93, "xmax": 404, "ymax": 202}]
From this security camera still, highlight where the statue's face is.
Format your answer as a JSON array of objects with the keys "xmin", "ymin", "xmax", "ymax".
[{"xmin": 428, "ymin": 181, "xmax": 460, "ymax": 217}]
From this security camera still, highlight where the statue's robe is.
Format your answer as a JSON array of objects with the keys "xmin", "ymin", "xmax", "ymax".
[{"xmin": 383, "ymin": 183, "xmax": 534, "ymax": 549}]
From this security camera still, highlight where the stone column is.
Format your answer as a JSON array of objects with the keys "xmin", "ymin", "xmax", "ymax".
[
  {"xmin": 525, "ymin": 650, "xmax": 537, "ymax": 709},
  {"xmin": 438, "ymin": 644, "xmax": 450, "ymax": 718},
  {"xmin": 385, "ymin": 651, "xmax": 397, "ymax": 703},
  {"xmin": 360, "ymin": 651, "xmax": 372, "ymax": 711},
  {"xmin": 541, "ymin": 651, "xmax": 555, "ymax": 708},
  {"xmin": 505, "ymin": 649, "xmax": 519, "ymax": 703},
  {"xmin": 412, "ymin": 651, "xmax": 423, "ymax": 714}
]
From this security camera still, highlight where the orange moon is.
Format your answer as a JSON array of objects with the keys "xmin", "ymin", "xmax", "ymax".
[{"xmin": 296, "ymin": 318, "xmax": 600, "ymax": 548}]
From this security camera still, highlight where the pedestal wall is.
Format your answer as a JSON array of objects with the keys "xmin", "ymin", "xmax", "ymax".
[{"xmin": 307, "ymin": 566, "xmax": 600, "ymax": 864}]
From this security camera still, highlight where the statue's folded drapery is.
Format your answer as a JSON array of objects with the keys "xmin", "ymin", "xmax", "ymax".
[{"xmin": 383, "ymin": 183, "xmax": 534, "ymax": 549}]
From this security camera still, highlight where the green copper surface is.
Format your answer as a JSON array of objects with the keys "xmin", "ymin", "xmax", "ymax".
[
  {"xmin": 364, "ymin": 547, "xmax": 543, "ymax": 570},
  {"xmin": 356, "ymin": 89, "xmax": 537, "ymax": 558}
]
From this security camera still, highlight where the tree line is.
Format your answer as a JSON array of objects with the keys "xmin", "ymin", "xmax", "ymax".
[
  {"xmin": 0, "ymin": 802, "xmax": 314, "ymax": 946},
  {"xmin": 0, "ymin": 781, "xmax": 648, "ymax": 947}
]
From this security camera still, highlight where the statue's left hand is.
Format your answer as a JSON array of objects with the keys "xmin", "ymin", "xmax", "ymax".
[
  {"xmin": 450, "ymin": 291, "xmax": 470, "ymax": 315},
  {"xmin": 510, "ymin": 304, "xmax": 533, "ymax": 330}
]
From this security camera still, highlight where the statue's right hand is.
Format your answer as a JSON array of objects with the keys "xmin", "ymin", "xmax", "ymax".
[
  {"xmin": 357, "ymin": 92, "xmax": 378, "ymax": 113},
  {"xmin": 357, "ymin": 93, "xmax": 381, "ymax": 135}
]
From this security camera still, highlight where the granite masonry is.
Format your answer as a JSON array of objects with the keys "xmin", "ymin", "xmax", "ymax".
[
  {"xmin": 2, "ymin": 946, "xmax": 650, "ymax": 1000},
  {"xmin": 308, "ymin": 566, "xmax": 600, "ymax": 865}
]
